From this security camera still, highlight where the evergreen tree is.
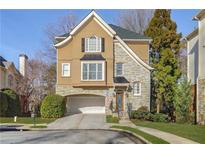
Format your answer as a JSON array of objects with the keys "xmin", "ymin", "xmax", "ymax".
[
  {"xmin": 144, "ymin": 9, "xmax": 182, "ymax": 114},
  {"xmin": 174, "ymin": 76, "xmax": 193, "ymax": 123}
]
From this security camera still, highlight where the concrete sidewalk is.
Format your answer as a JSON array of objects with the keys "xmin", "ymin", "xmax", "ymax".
[
  {"xmin": 118, "ymin": 120, "xmax": 199, "ymax": 144},
  {"xmin": 47, "ymin": 113, "xmax": 109, "ymax": 129}
]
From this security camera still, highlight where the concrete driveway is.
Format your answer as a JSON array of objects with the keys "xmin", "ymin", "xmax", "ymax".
[
  {"xmin": 47, "ymin": 113, "xmax": 109, "ymax": 129},
  {"xmin": 0, "ymin": 130, "xmax": 143, "ymax": 144}
]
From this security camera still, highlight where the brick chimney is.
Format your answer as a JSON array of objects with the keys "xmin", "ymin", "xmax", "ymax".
[{"xmin": 19, "ymin": 54, "xmax": 28, "ymax": 77}]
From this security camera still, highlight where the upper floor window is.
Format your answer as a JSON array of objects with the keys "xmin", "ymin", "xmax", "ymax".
[
  {"xmin": 133, "ymin": 81, "xmax": 141, "ymax": 96},
  {"xmin": 81, "ymin": 61, "xmax": 104, "ymax": 81},
  {"xmin": 116, "ymin": 63, "xmax": 123, "ymax": 76},
  {"xmin": 62, "ymin": 63, "xmax": 70, "ymax": 77},
  {"xmin": 82, "ymin": 36, "xmax": 104, "ymax": 52}
]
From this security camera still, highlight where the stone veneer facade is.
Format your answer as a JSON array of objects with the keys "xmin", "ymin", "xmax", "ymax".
[
  {"xmin": 197, "ymin": 78, "xmax": 205, "ymax": 124},
  {"xmin": 56, "ymin": 43, "xmax": 151, "ymax": 117},
  {"xmin": 114, "ymin": 43, "xmax": 150, "ymax": 112}
]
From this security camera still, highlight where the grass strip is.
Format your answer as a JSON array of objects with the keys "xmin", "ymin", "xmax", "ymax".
[{"xmin": 112, "ymin": 125, "xmax": 169, "ymax": 144}]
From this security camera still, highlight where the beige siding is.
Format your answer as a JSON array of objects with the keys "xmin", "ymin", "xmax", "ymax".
[
  {"xmin": 125, "ymin": 41, "xmax": 149, "ymax": 63},
  {"xmin": 57, "ymin": 17, "xmax": 114, "ymax": 87},
  {"xmin": 187, "ymin": 35, "xmax": 199, "ymax": 85}
]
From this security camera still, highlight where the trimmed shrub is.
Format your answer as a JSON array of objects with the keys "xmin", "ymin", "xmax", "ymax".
[
  {"xmin": 131, "ymin": 109, "xmax": 169, "ymax": 122},
  {"xmin": 152, "ymin": 113, "xmax": 169, "ymax": 122},
  {"xmin": 1, "ymin": 88, "xmax": 21, "ymax": 117},
  {"xmin": 0, "ymin": 92, "xmax": 8, "ymax": 116},
  {"xmin": 40, "ymin": 94, "xmax": 66, "ymax": 118}
]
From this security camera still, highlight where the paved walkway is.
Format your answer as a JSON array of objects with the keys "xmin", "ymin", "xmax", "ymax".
[
  {"xmin": 118, "ymin": 120, "xmax": 199, "ymax": 144},
  {"xmin": 48, "ymin": 113, "xmax": 109, "ymax": 129}
]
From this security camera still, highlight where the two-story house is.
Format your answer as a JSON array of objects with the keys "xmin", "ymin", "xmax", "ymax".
[
  {"xmin": 54, "ymin": 11, "xmax": 153, "ymax": 118},
  {"xmin": 186, "ymin": 9, "xmax": 205, "ymax": 124}
]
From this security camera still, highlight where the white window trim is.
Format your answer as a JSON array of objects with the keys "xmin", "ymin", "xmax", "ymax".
[
  {"xmin": 133, "ymin": 81, "xmax": 141, "ymax": 96},
  {"xmin": 116, "ymin": 63, "xmax": 124, "ymax": 76},
  {"xmin": 81, "ymin": 61, "xmax": 105, "ymax": 81},
  {"xmin": 62, "ymin": 63, "xmax": 70, "ymax": 77},
  {"xmin": 85, "ymin": 36, "xmax": 102, "ymax": 52}
]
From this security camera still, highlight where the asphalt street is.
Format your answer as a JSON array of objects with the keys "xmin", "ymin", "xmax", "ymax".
[{"xmin": 0, "ymin": 130, "xmax": 143, "ymax": 144}]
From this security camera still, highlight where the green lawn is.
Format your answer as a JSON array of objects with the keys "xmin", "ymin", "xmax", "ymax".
[
  {"xmin": 132, "ymin": 120, "xmax": 205, "ymax": 144},
  {"xmin": 0, "ymin": 117, "xmax": 56, "ymax": 124},
  {"xmin": 30, "ymin": 125, "xmax": 47, "ymax": 128},
  {"xmin": 112, "ymin": 125, "xmax": 169, "ymax": 144},
  {"xmin": 106, "ymin": 115, "xmax": 119, "ymax": 123}
]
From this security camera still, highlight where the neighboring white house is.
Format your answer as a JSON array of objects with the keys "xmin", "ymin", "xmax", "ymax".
[{"xmin": 186, "ymin": 9, "xmax": 205, "ymax": 125}]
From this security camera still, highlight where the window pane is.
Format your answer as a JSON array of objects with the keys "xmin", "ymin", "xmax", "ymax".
[
  {"xmin": 89, "ymin": 63, "xmax": 96, "ymax": 80},
  {"xmin": 97, "ymin": 38, "xmax": 101, "ymax": 51},
  {"xmin": 97, "ymin": 72, "xmax": 102, "ymax": 80},
  {"xmin": 63, "ymin": 64, "xmax": 69, "ymax": 71},
  {"xmin": 116, "ymin": 63, "xmax": 123, "ymax": 76},
  {"xmin": 83, "ymin": 64, "xmax": 88, "ymax": 72},
  {"xmin": 89, "ymin": 72, "xmax": 96, "ymax": 79},
  {"xmin": 89, "ymin": 37, "xmax": 97, "ymax": 51},
  {"xmin": 134, "ymin": 82, "xmax": 140, "ymax": 95},
  {"xmin": 89, "ymin": 64, "xmax": 96, "ymax": 72},
  {"xmin": 83, "ymin": 72, "xmax": 87, "ymax": 80},
  {"xmin": 63, "ymin": 64, "xmax": 70, "ymax": 76},
  {"xmin": 98, "ymin": 63, "xmax": 102, "ymax": 72}
]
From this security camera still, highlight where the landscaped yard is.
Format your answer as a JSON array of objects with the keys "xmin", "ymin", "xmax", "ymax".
[
  {"xmin": 0, "ymin": 117, "xmax": 56, "ymax": 124},
  {"xmin": 106, "ymin": 115, "xmax": 119, "ymax": 123},
  {"xmin": 132, "ymin": 120, "xmax": 205, "ymax": 144},
  {"xmin": 112, "ymin": 125, "xmax": 169, "ymax": 144}
]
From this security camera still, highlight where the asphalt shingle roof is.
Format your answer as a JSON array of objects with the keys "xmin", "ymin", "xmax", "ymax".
[
  {"xmin": 114, "ymin": 76, "xmax": 129, "ymax": 84},
  {"xmin": 80, "ymin": 54, "xmax": 105, "ymax": 61},
  {"xmin": 57, "ymin": 24, "xmax": 151, "ymax": 40},
  {"xmin": 0, "ymin": 56, "xmax": 6, "ymax": 67},
  {"xmin": 108, "ymin": 24, "xmax": 151, "ymax": 40}
]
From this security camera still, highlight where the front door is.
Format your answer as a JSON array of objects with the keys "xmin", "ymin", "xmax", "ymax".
[{"xmin": 116, "ymin": 92, "xmax": 124, "ymax": 112}]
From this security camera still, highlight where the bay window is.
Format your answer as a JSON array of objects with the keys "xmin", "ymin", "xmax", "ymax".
[{"xmin": 81, "ymin": 62, "xmax": 104, "ymax": 81}]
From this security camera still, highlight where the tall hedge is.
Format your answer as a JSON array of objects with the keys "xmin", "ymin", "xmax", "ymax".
[
  {"xmin": 1, "ymin": 88, "xmax": 21, "ymax": 117},
  {"xmin": 0, "ymin": 92, "xmax": 8, "ymax": 116},
  {"xmin": 40, "ymin": 94, "xmax": 66, "ymax": 118}
]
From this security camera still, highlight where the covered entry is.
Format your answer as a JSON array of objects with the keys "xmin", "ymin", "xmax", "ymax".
[{"xmin": 67, "ymin": 95, "xmax": 105, "ymax": 114}]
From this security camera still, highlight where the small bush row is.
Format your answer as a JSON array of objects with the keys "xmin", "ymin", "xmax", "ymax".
[{"xmin": 130, "ymin": 106, "xmax": 169, "ymax": 122}]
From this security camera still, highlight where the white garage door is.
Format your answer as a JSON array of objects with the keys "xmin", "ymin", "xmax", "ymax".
[{"xmin": 67, "ymin": 95, "xmax": 105, "ymax": 114}]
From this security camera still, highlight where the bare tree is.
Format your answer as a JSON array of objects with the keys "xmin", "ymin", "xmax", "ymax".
[
  {"xmin": 117, "ymin": 10, "xmax": 154, "ymax": 34},
  {"xmin": 41, "ymin": 12, "xmax": 78, "ymax": 63},
  {"xmin": 32, "ymin": 12, "xmax": 78, "ymax": 97},
  {"xmin": 17, "ymin": 59, "xmax": 47, "ymax": 107}
]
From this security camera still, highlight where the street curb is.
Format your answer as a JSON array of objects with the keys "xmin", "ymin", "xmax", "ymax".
[{"xmin": 110, "ymin": 127, "xmax": 151, "ymax": 144}]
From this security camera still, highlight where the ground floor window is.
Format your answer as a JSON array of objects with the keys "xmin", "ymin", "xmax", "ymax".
[{"xmin": 133, "ymin": 81, "xmax": 141, "ymax": 96}]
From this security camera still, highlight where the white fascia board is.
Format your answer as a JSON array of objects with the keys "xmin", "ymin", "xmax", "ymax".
[
  {"xmin": 54, "ymin": 35, "xmax": 72, "ymax": 48},
  {"xmin": 93, "ymin": 17, "xmax": 114, "ymax": 37},
  {"xmin": 115, "ymin": 35, "xmax": 154, "ymax": 71},
  {"xmin": 123, "ymin": 39, "xmax": 152, "ymax": 42},
  {"xmin": 54, "ymin": 10, "xmax": 116, "ymax": 48},
  {"xmin": 55, "ymin": 36, "xmax": 67, "ymax": 39},
  {"xmin": 92, "ymin": 11, "xmax": 116, "ymax": 35}
]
